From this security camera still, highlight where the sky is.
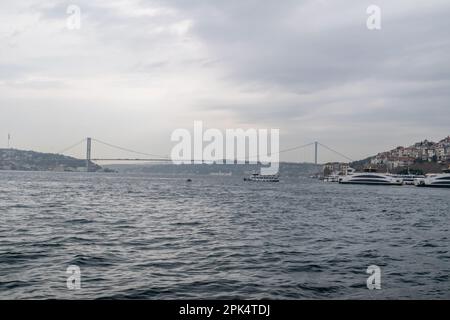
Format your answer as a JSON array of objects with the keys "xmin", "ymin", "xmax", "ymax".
[{"xmin": 1, "ymin": 0, "xmax": 449, "ymax": 163}]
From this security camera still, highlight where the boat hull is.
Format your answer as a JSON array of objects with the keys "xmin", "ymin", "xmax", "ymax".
[
  {"xmin": 339, "ymin": 181, "xmax": 402, "ymax": 186},
  {"xmin": 414, "ymin": 174, "xmax": 450, "ymax": 188},
  {"xmin": 414, "ymin": 181, "xmax": 450, "ymax": 188},
  {"xmin": 420, "ymin": 185, "xmax": 450, "ymax": 188},
  {"xmin": 246, "ymin": 178, "xmax": 279, "ymax": 182},
  {"xmin": 339, "ymin": 173, "xmax": 403, "ymax": 186},
  {"xmin": 244, "ymin": 174, "xmax": 279, "ymax": 182}
]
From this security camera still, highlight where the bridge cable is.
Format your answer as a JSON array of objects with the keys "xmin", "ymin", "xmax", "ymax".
[
  {"xmin": 91, "ymin": 138, "xmax": 169, "ymax": 159},
  {"xmin": 57, "ymin": 138, "xmax": 86, "ymax": 155},
  {"xmin": 278, "ymin": 142, "xmax": 316, "ymax": 154},
  {"xmin": 246, "ymin": 142, "xmax": 315, "ymax": 161},
  {"xmin": 318, "ymin": 142, "xmax": 354, "ymax": 162}
]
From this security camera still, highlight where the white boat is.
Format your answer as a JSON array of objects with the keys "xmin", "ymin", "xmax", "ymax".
[
  {"xmin": 323, "ymin": 174, "xmax": 340, "ymax": 182},
  {"xmin": 414, "ymin": 168, "xmax": 450, "ymax": 188},
  {"xmin": 392, "ymin": 174, "xmax": 425, "ymax": 185},
  {"xmin": 244, "ymin": 173, "xmax": 279, "ymax": 182},
  {"xmin": 209, "ymin": 172, "xmax": 232, "ymax": 176},
  {"xmin": 338, "ymin": 168, "xmax": 403, "ymax": 186},
  {"xmin": 324, "ymin": 167, "xmax": 355, "ymax": 182}
]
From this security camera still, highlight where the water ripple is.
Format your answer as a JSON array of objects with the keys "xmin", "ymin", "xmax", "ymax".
[{"xmin": 0, "ymin": 171, "xmax": 449, "ymax": 299}]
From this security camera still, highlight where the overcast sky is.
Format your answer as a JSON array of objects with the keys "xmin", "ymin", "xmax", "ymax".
[{"xmin": 1, "ymin": 0, "xmax": 449, "ymax": 162}]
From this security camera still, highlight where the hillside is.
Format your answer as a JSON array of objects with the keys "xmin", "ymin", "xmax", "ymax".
[
  {"xmin": 350, "ymin": 136, "xmax": 450, "ymax": 173},
  {"xmin": 0, "ymin": 149, "xmax": 102, "ymax": 172}
]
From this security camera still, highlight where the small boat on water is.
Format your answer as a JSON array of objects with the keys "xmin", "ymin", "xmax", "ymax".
[
  {"xmin": 323, "ymin": 174, "xmax": 340, "ymax": 182},
  {"xmin": 209, "ymin": 172, "xmax": 232, "ymax": 176},
  {"xmin": 323, "ymin": 167, "xmax": 355, "ymax": 183},
  {"xmin": 414, "ymin": 167, "xmax": 450, "ymax": 188},
  {"xmin": 391, "ymin": 174, "xmax": 425, "ymax": 185},
  {"xmin": 338, "ymin": 168, "xmax": 403, "ymax": 186},
  {"xmin": 244, "ymin": 173, "xmax": 279, "ymax": 182}
]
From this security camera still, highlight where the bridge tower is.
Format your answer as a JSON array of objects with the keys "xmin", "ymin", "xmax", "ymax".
[
  {"xmin": 86, "ymin": 137, "xmax": 92, "ymax": 172},
  {"xmin": 314, "ymin": 141, "xmax": 318, "ymax": 165}
]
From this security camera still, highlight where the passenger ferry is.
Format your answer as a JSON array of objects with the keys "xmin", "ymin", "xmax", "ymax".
[
  {"xmin": 338, "ymin": 168, "xmax": 403, "ymax": 186},
  {"xmin": 244, "ymin": 173, "xmax": 280, "ymax": 182},
  {"xmin": 414, "ymin": 167, "xmax": 450, "ymax": 188}
]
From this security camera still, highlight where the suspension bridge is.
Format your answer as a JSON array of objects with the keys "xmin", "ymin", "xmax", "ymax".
[{"xmin": 58, "ymin": 137, "xmax": 354, "ymax": 172}]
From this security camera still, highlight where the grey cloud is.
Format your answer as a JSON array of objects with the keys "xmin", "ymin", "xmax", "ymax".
[{"xmin": 163, "ymin": 0, "xmax": 450, "ymax": 134}]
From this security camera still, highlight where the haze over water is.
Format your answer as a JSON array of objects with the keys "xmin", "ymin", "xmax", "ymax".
[{"xmin": 0, "ymin": 171, "xmax": 449, "ymax": 299}]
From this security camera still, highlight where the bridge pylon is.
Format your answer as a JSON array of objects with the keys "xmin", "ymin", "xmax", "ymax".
[
  {"xmin": 314, "ymin": 141, "xmax": 318, "ymax": 165},
  {"xmin": 86, "ymin": 137, "xmax": 92, "ymax": 172}
]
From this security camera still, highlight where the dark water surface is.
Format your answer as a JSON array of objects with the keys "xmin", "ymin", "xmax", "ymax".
[{"xmin": 0, "ymin": 171, "xmax": 449, "ymax": 299}]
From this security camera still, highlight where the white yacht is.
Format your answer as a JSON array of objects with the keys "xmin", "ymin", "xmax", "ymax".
[
  {"xmin": 392, "ymin": 174, "xmax": 425, "ymax": 185},
  {"xmin": 414, "ymin": 168, "xmax": 450, "ymax": 188},
  {"xmin": 244, "ymin": 173, "xmax": 279, "ymax": 182},
  {"xmin": 338, "ymin": 168, "xmax": 403, "ymax": 186},
  {"xmin": 324, "ymin": 167, "xmax": 356, "ymax": 183},
  {"xmin": 323, "ymin": 173, "xmax": 340, "ymax": 182}
]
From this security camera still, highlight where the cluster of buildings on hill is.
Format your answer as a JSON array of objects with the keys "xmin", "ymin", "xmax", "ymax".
[
  {"xmin": 324, "ymin": 136, "xmax": 450, "ymax": 175},
  {"xmin": 369, "ymin": 136, "xmax": 450, "ymax": 169}
]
